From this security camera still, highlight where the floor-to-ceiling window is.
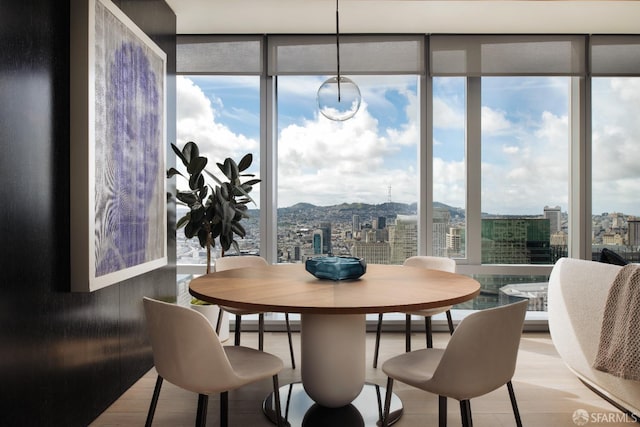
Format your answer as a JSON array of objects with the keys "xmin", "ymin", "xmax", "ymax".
[
  {"xmin": 275, "ymin": 74, "xmax": 419, "ymax": 264},
  {"xmin": 175, "ymin": 75, "xmax": 261, "ymax": 266},
  {"xmin": 591, "ymin": 77, "xmax": 640, "ymax": 262},
  {"xmin": 475, "ymin": 76, "xmax": 570, "ymax": 307},
  {"xmin": 267, "ymin": 35, "xmax": 425, "ymax": 265},
  {"xmin": 430, "ymin": 35, "xmax": 584, "ymax": 310},
  {"xmin": 175, "ymin": 34, "xmax": 639, "ymax": 318},
  {"xmin": 432, "ymin": 77, "xmax": 467, "ymax": 259},
  {"xmin": 590, "ymin": 36, "xmax": 640, "ymax": 263}
]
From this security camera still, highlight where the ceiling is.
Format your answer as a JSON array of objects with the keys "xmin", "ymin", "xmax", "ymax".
[{"xmin": 165, "ymin": 0, "xmax": 640, "ymax": 35}]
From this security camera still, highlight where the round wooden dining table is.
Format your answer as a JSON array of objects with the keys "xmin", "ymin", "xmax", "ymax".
[{"xmin": 189, "ymin": 262, "xmax": 480, "ymax": 425}]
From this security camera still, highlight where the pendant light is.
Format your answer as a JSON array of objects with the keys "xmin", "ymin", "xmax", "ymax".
[{"xmin": 317, "ymin": 0, "xmax": 361, "ymax": 121}]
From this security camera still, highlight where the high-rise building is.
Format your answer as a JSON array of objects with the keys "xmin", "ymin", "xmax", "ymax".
[
  {"xmin": 352, "ymin": 215, "xmax": 361, "ymax": 234},
  {"xmin": 433, "ymin": 207, "xmax": 450, "ymax": 257},
  {"xmin": 319, "ymin": 222, "xmax": 332, "ymax": 254},
  {"xmin": 389, "ymin": 214, "xmax": 418, "ymax": 264},
  {"xmin": 312, "ymin": 230, "xmax": 323, "ymax": 255},
  {"xmin": 602, "ymin": 232, "xmax": 624, "ymax": 246},
  {"xmin": 351, "ymin": 242, "xmax": 391, "ymax": 264},
  {"xmin": 544, "ymin": 206, "xmax": 562, "ymax": 232},
  {"xmin": 446, "ymin": 227, "xmax": 463, "ymax": 257},
  {"xmin": 377, "ymin": 216, "xmax": 386, "ymax": 229},
  {"xmin": 481, "ymin": 218, "xmax": 551, "ymax": 264},
  {"xmin": 629, "ymin": 219, "xmax": 640, "ymax": 248},
  {"xmin": 611, "ymin": 212, "xmax": 624, "ymax": 229}
]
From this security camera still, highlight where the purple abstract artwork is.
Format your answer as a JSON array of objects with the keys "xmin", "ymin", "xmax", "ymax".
[{"xmin": 93, "ymin": 1, "xmax": 165, "ymax": 278}]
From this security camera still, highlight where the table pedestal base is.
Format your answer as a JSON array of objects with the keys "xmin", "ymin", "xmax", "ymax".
[
  {"xmin": 301, "ymin": 313, "xmax": 366, "ymax": 407},
  {"xmin": 262, "ymin": 382, "xmax": 403, "ymax": 426}
]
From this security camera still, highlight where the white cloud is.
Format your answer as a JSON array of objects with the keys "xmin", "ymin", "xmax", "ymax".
[
  {"xmin": 503, "ymin": 145, "xmax": 519, "ymax": 154},
  {"xmin": 433, "ymin": 157, "xmax": 465, "ymax": 208},
  {"xmin": 593, "ymin": 78, "xmax": 640, "ymax": 178},
  {"xmin": 277, "ymin": 100, "xmax": 419, "ymax": 206},
  {"xmin": 481, "ymin": 109, "xmax": 569, "ymax": 215},
  {"xmin": 174, "ymin": 77, "xmax": 262, "ymax": 205},
  {"xmin": 481, "ymin": 106, "xmax": 511, "ymax": 134},
  {"xmin": 176, "ymin": 75, "xmax": 640, "ymax": 216},
  {"xmin": 433, "ymin": 97, "xmax": 464, "ymax": 129},
  {"xmin": 176, "ymin": 76, "xmax": 258, "ymax": 164}
]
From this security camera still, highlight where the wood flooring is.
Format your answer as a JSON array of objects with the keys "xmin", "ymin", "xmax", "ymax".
[{"xmin": 91, "ymin": 331, "xmax": 634, "ymax": 427}]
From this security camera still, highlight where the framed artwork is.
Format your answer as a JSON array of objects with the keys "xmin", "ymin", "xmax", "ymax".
[{"xmin": 70, "ymin": 0, "xmax": 167, "ymax": 292}]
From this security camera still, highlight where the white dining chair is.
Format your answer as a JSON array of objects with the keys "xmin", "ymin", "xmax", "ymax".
[
  {"xmin": 215, "ymin": 255, "xmax": 296, "ymax": 368},
  {"xmin": 381, "ymin": 299, "xmax": 528, "ymax": 427},
  {"xmin": 373, "ymin": 256, "xmax": 457, "ymax": 368},
  {"xmin": 143, "ymin": 297, "xmax": 284, "ymax": 427}
]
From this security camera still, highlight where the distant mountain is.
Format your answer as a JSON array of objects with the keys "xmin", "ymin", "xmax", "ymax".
[{"xmin": 287, "ymin": 202, "xmax": 317, "ymax": 210}]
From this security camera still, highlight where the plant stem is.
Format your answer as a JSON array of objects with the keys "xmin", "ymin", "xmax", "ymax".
[{"xmin": 206, "ymin": 232, "xmax": 212, "ymax": 274}]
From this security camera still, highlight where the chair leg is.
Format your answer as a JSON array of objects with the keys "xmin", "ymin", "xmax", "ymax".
[
  {"xmin": 425, "ymin": 316, "xmax": 433, "ymax": 348},
  {"xmin": 220, "ymin": 391, "xmax": 228, "ymax": 427},
  {"xmin": 382, "ymin": 377, "xmax": 394, "ymax": 427},
  {"xmin": 258, "ymin": 313, "xmax": 265, "ymax": 351},
  {"xmin": 445, "ymin": 310, "xmax": 455, "ymax": 335},
  {"xmin": 272, "ymin": 375, "xmax": 283, "ymax": 427},
  {"xmin": 215, "ymin": 308, "xmax": 224, "ymax": 334},
  {"xmin": 459, "ymin": 400, "xmax": 473, "ymax": 427},
  {"xmin": 438, "ymin": 395, "xmax": 447, "ymax": 427},
  {"xmin": 285, "ymin": 313, "xmax": 296, "ymax": 368},
  {"xmin": 196, "ymin": 394, "xmax": 208, "ymax": 427},
  {"xmin": 373, "ymin": 313, "xmax": 383, "ymax": 368},
  {"xmin": 405, "ymin": 314, "xmax": 412, "ymax": 352},
  {"xmin": 507, "ymin": 381, "xmax": 523, "ymax": 427},
  {"xmin": 234, "ymin": 315, "xmax": 241, "ymax": 346},
  {"xmin": 145, "ymin": 375, "xmax": 163, "ymax": 427}
]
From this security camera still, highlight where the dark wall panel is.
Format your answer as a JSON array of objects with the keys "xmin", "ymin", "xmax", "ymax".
[{"xmin": 0, "ymin": 1, "xmax": 176, "ymax": 426}]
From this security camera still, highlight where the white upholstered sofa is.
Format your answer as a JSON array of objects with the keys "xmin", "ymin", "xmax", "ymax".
[{"xmin": 548, "ymin": 257, "xmax": 640, "ymax": 417}]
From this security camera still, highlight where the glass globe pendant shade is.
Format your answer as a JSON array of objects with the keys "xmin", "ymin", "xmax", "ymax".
[{"xmin": 317, "ymin": 76, "xmax": 361, "ymax": 121}]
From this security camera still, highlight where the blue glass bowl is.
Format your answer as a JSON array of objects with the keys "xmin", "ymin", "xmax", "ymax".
[{"xmin": 305, "ymin": 256, "xmax": 367, "ymax": 281}]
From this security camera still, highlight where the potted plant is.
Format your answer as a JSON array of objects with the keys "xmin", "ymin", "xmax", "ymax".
[{"xmin": 167, "ymin": 141, "xmax": 260, "ymax": 337}]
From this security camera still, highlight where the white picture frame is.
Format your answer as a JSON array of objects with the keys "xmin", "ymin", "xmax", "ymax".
[{"xmin": 70, "ymin": 0, "xmax": 167, "ymax": 292}]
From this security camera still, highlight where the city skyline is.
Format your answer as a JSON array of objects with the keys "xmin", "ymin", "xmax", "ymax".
[{"xmin": 176, "ymin": 200, "xmax": 639, "ymax": 264}]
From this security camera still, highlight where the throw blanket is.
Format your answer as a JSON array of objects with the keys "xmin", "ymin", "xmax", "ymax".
[{"xmin": 593, "ymin": 264, "xmax": 640, "ymax": 381}]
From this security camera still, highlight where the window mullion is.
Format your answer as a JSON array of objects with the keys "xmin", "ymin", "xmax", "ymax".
[
  {"xmin": 465, "ymin": 77, "xmax": 482, "ymax": 265},
  {"xmin": 569, "ymin": 76, "xmax": 590, "ymax": 260},
  {"xmin": 261, "ymin": 41, "xmax": 278, "ymax": 264}
]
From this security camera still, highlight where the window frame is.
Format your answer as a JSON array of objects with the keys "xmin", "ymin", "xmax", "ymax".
[{"xmin": 175, "ymin": 34, "xmax": 640, "ymax": 323}]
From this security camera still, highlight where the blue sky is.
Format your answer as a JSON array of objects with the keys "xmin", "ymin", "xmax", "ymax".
[{"xmin": 176, "ymin": 75, "xmax": 639, "ymax": 217}]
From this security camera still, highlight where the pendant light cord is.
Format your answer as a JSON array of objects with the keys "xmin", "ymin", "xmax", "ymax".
[{"xmin": 336, "ymin": 0, "xmax": 341, "ymax": 101}]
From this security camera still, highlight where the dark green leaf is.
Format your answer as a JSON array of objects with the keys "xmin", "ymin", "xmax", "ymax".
[
  {"xmin": 211, "ymin": 221, "xmax": 222, "ymax": 238},
  {"xmin": 182, "ymin": 141, "xmax": 200, "ymax": 163},
  {"xmin": 220, "ymin": 182, "xmax": 230, "ymax": 200},
  {"xmin": 243, "ymin": 179, "xmax": 261, "ymax": 187},
  {"xmin": 187, "ymin": 156, "xmax": 207, "ymax": 176},
  {"xmin": 171, "ymin": 143, "xmax": 189, "ymax": 168},
  {"xmin": 231, "ymin": 222, "xmax": 246, "ymax": 238},
  {"xmin": 166, "ymin": 167, "xmax": 184, "ymax": 179},
  {"xmin": 189, "ymin": 172, "xmax": 203, "ymax": 191},
  {"xmin": 185, "ymin": 221, "xmax": 198, "ymax": 239},
  {"xmin": 176, "ymin": 214, "xmax": 190, "ymax": 229},
  {"xmin": 218, "ymin": 157, "xmax": 239, "ymax": 181},
  {"xmin": 176, "ymin": 191, "xmax": 198, "ymax": 205},
  {"xmin": 190, "ymin": 206, "xmax": 205, "ymax": 224},
  {"xmin": 220, "ymin": 234, "xmax": 232, "ymax": 252},
  {"xmin": 198, "ymin": 185, "xmax": 209, "ymax": 201},
  {"xmin": 238, "ymin": 153, "xmax": 253, "ymax": 172}
]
